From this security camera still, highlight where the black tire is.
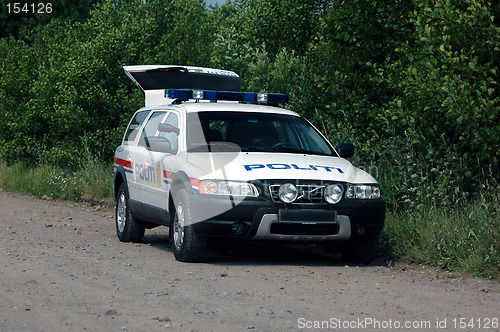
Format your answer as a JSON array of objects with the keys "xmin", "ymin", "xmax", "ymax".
[
  {"xmin": 170, "ymin": 189, "xmax": 207, "ymax": 262},
  {"xmin": 340, "ymin": 235, "xmax": 379, "ymax": 264},
  {"xmin": 115, "ymin": 183, "xmax": 145, "ymax": 242}
]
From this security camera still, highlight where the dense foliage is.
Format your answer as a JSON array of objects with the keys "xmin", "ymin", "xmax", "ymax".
[{"xmin": 0, "ymin": 0, "xmax": 498, "ymax": 275}]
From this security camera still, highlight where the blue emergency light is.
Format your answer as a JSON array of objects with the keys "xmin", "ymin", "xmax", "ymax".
[{"xmin": 166, "ymin": 89, "xmax": 289, "ymax": 104}]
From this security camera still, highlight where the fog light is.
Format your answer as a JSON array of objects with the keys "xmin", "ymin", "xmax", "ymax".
[
  {"xmin": 324, "ymin": 184, "xmax": 343, "ymax": 204},
  {"xmin": 232, "ymin": 222, "xmax": 247, "ymax": 235},
  {"xmin": 357, "ymin": 225, "xmax": 367, "ymax": 236},
  {"xmin": 278, "ymin": 183, "xmax": 298, "ymax": 203}
]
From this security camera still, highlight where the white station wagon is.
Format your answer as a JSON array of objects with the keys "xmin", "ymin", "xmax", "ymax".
[{"xmin": 114, "ymin": 65, "xmax": 385, "ymax": 263}]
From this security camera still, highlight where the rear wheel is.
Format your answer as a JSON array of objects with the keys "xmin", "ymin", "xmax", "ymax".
[
  {"xmin": 340, "ymin": 235, "xmax": 379, "ymax": 264},
  {"xmin": 170, "ymin": 189, "xmax": 207, "ymax": 262},
  {"xmin": 115, "ymin": 183, "xmax": 145, "ymax": 242}
]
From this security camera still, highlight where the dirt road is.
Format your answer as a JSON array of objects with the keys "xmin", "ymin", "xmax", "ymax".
[{"xmin": 0, "ymin": 191, "xmax": 498, "ymax": 331}]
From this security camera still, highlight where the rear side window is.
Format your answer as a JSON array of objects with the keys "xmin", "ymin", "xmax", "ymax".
[
  {"xmin": 159, "ymin": 112, "xmax": 179, "ymax": 152},
  {"xmin": 138, "ymin": 111, "xmax": 167, "ymax": 147},
  {"xmin": 124, "ymin": 110, "xmax": 150, "ymax": 143}
]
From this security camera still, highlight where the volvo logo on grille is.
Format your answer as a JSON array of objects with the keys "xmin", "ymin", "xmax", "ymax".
[
  {"xmin": 303, "ymin": 190, "xmax": 312, "ymax": 200},
  {"xmin": 269, "ymin": 184, "xmax": 325, "ymax": 203}
]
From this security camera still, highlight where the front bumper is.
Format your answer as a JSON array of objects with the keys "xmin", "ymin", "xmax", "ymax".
[
  {"xmin": 188, "ymin": 192, "xmax": 385, "ymax": 241},
  {"xmin": 252, "ymin": 214, "xmax": 351, "ymax": 240}
]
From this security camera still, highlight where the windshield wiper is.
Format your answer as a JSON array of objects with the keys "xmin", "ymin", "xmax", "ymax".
[{"xmin": 269, "ymin": 146, "xmax": 313, "ymax": 154}]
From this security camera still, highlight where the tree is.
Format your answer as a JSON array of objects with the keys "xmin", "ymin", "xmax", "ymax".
[{"xmin": 383, "ymin": 0, "xmax": 499, "ymax": 193}]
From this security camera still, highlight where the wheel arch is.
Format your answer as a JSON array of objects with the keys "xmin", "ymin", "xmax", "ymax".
[
  {"xmin": 114, "ymin": 166, "xmax": 129, "ymax": 199},
  {"xmin": 168, "ymin": 171, "xmax": 191, "ymax": 217},
  {"xmin": 170, "ymin": 171, "xmax": 191, "ymax": 194}
]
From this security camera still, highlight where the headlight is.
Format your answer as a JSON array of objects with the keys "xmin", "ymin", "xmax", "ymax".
[
  {"xmin": 346, "ymin": 184, "xmax": 381, "ymax": 199},
  {"xmin": 278, "ymin": 183, "xmax": 298, "ymax": 203},
  {"xmin": 199, "ymin": 180, "xmax": 259, "ymax": 197},
  {"xmin": 324, "ymin": 184, "xmax": 343, "ymax": 204}
]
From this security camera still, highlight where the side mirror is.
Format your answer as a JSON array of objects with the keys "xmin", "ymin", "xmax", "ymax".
[
  {"xmin": 148, "ymin": 136, "xmax": 175, "ymax": 154},
  {"xmin": 158, "ymin": 123, "xmax": 180, "ymax": 135},
  {"xmin": 336, "ymin": 143, "xmax": 354, "ymax": 158}
]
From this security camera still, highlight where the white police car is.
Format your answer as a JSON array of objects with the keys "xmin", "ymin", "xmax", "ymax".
[{"xmin": 114, "ymin": 65, "xmax": 385, "ymax": 263}]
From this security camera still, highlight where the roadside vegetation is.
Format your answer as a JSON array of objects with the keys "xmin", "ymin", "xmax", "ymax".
[
  {"xmin": 0, "ymin": 158, "xmax": 113, "ymax": 207},
  {"xmin": 0, "ymin": 0, "xmax": 498, "ymax": 278}
]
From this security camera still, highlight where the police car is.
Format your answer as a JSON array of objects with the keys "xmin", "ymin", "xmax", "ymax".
[{"xmin": 114, "ymin": 65, "xmax": 385, "ymax": 263}]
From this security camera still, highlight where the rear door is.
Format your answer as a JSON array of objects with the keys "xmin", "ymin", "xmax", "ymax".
[
  {"xmin": 135, "ymin": 111, "xmax": 168, "ymax": 209},
  {"xmin": 142, "ymin": 110, "xmax": 180, "ymax": 210},
  {"xmin": 118, "ymin": 109, "xmax": 150, "ymax": 203}
]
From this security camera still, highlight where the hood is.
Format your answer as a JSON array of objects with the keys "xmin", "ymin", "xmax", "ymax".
[{"xmin": 186, "ymin": 152, "xmax": 377, "ymax": 184}]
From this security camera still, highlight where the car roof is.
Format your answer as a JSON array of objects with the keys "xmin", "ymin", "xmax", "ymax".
[{"xmin": 138, "ymin": 102, "xmax": 300, "ymax": 117}]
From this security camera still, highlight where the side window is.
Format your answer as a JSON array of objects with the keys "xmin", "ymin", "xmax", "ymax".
[
  {"xmin": 138, "ymin": 111, "xmax": 167, "ymax": 147},
  {"xmin": 124, "ymin": 110, "xmax": 150, "ymax": 143},
  {"xmin": 159, "ymin": 112, "xmax": 179, "ymax": 152}
]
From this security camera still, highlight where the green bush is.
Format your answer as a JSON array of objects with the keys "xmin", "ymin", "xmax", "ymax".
[{"xmin": 380, "ymin": 0, "xmax": 499, "ymax": 197}]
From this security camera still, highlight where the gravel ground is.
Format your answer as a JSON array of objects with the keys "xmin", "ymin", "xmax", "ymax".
[{"xmin": 0, "ymin": 190, "xmax": 498, "ymax": 331}]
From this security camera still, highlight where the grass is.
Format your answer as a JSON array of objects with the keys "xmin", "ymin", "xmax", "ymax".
[
  {"xmin": 0, "ymin": 160, "xmax": 498, "ymax": 279},
  {"xmin": 383, "ymin": 196, "xmax": 499, "ymax": 279},
  {"xmin": 0, "ymin": 160, "xmax": 114, "ymax": 207},
  {"xmin": 375, "ymin": 158, "xmax": 499, "ymax": 279}
]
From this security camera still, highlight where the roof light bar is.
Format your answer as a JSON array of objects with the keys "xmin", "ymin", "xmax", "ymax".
[
  {"xmin": 167, "ymin": 89, "xmax": 193, "ymax": 99},
  {"xmin": 166, "ymin": 89, "xmax": 289, "ymax": 104},
  {"xmin": 257, "ymin": 93, "xmax": 268, "ymax": 103},
  {"xmin": 267, "ymin": 93, "xmax": 289, "ymax": 103},
  {"xmin": 192, "ymin": 90, "xmax": 204, "ymax": 99}
]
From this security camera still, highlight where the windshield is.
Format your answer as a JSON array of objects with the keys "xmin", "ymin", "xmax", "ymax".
[{"xmin": 187, "ymin": 111, "xmax": 335, "ymax": 156}]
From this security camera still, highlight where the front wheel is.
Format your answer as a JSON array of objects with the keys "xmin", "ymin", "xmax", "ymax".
[
  {"xmin": 340, "ymin": 235, "xmax": 379, "ymax": 264},
  {"xmin": 115, "ymin": 183, "xmax": 145, "ymax": 242},
  {"xmin": 170, "ymin": 189, "xmax": 207, "ymax": 262}
]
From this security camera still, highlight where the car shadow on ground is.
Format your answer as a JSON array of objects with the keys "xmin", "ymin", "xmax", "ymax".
[{"xmin": 142, "ymin": 232, "xmax": 389, "ymax": 267}]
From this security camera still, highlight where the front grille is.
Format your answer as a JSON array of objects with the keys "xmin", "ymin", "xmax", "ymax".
[{"xmin": 269, "ymin": 184, "xmax": 326, "ymax": 204}]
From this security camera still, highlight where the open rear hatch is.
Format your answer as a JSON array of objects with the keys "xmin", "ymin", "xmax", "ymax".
[{"xmin": 124, "ymin": 65, "xmax": 241, "ymax": 106}]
